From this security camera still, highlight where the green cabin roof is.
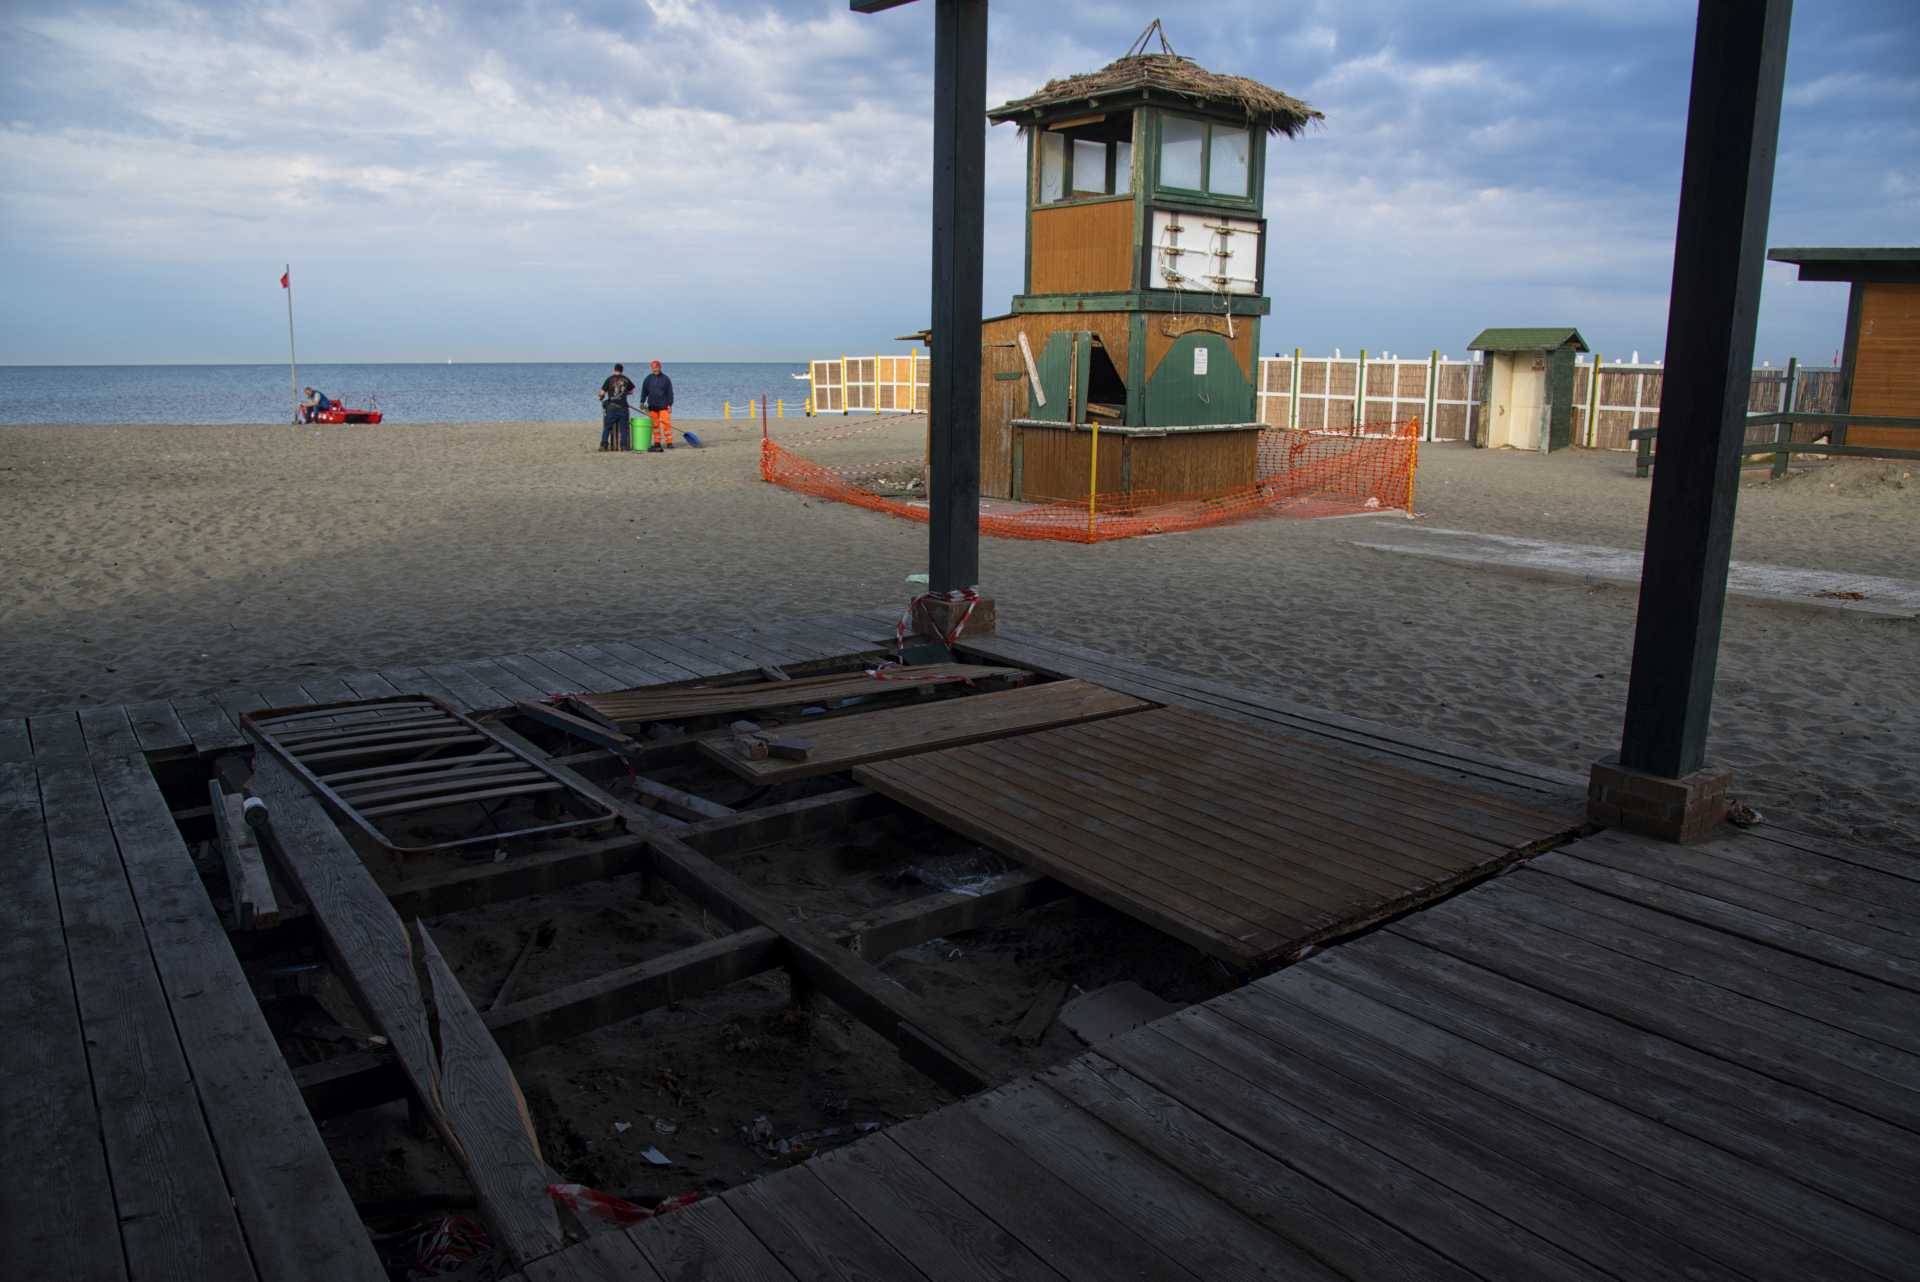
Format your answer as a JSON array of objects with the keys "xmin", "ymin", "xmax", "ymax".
[{"xmin": 1467, "ymin": 327, "xmax": 1589, "ymax": 353}]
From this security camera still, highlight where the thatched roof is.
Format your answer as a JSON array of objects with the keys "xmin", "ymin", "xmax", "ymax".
[{"xmin": 987, "ymin": 53, "xmax": 1322, "ymax": 135}]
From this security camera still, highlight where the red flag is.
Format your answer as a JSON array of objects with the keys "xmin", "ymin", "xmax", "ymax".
[{"xmin": 280, "ymin": 270, "xmax": 290, "ymax": 289}]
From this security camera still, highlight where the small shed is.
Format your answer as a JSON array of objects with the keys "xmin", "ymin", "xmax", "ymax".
[
  {"xmin": 1766, "ymin": 247, "xmax": 1919, "ymax": 451},
  {"xmin": 1467, "ymin": 327, "xmax": 1589, "ymax": 452}
]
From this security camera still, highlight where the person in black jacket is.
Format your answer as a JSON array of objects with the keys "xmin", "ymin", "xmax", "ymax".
[
  {"xmin": 639, "ymin": 359, "xmax": 674, "ymax": 451},
  {"xmin": 598, "ymin": 363, "xmax": 635, "ymax": 451}
]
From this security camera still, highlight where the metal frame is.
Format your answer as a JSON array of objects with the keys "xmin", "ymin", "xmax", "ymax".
[{"xmin": 243, "ymin": 694, "xmax": 619, "ymax": 854}]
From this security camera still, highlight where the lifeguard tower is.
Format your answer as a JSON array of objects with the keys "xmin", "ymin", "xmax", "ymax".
[{"xmin": 977, "ymin": 25, "xmax": 1321, "ymax": 501}]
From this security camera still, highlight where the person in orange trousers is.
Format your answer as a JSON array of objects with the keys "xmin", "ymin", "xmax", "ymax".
[{"xmin": 640, "ymin": 359, "xmax": 674, "ymax": 450}]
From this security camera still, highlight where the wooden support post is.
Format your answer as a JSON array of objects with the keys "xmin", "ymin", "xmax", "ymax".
[
  {"xmin": 1773, "ymin": 355, "xmax": 1798, "ymax": 477},
  {"xmin": 1606, "ymin": 0, "xmax": 1791, "ymax": 823},
  {"xmin": 926, "ymin": 0, "xmax": 987, "ymax": 596}
]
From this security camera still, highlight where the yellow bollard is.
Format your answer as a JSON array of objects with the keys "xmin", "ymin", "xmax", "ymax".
[
  {"xmin": 776, "ymin": 399, "xmax": 784, "ymax": 418},
  {"xmin": 723, "ymin": 401, "xmax": 731, "ymax": 419}
]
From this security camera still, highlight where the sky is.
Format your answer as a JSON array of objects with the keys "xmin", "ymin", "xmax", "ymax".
[{"xmin": 1, "ymin": 0, "xmax": 1915, "ymax": 367}]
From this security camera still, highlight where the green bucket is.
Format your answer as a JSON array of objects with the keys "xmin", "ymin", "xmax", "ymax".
[{"xmin": 629, "ymin": 413, "xmax": 653, "ymax": 451}]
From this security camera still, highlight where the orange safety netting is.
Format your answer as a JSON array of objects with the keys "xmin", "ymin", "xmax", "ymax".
[{"xmin": 760, "ymin": 417, "xmax": 1419, "ymax": 543}]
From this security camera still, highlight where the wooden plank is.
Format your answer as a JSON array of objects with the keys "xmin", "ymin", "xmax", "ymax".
[
  {"xmin": 125, "ymin": 699, "xmax": 192, "ymax": 752},
  {"xmin": 888, "ymin": 1106, "xmax": 1202, "ymax": 1282},
  {"xmin": 692, "ymin": 627, "xmax": 813, "ymax": 669},
  {"xmin": 725, "ymin": 1166, "xmax": 927, "ymax": 1280},
  {"xmin": 340, "ymin": 670, "xmax": 404, "ymax": 701},
  {"xmin": 28, "ymin": 710, "xmax": 258, "ymax": 1281},
  {"xmin": 1312, "ymin": 930, "xmax": 1920, "ymax": 1232},
  {"xmin": 846, "ymin": 870, "xmax": 1067, "ymax": 961},
  {"xmin": 968, "ymin": 1079, "xmax": 1344, "ymax": 1281},
  {"xmin": 523, "ymin": 1230, "xmax": 661, "ymax": 1282},
  {"xmin": 1685, "ymin": 829, "xmax": 1920, "ymax": 914},
  {"xmin": 560, "ymin": 643, "xmax": 659, "ymax": 689},
  {"xmin": 1250, "ymin": 964, "xmax": 1914, "ymax": 1280},
  {"xmin": 249, "ymin": 755, "xmax": 566, "ymax": 1265},
  {"xmin": 1749, "ymin": 823, "xmax": 1920, "ymax": 883},
  {"xmin": 0, "ymin": 719, "xmax": 127, "ymax": 1282},
  {"xmin": 589, "ymin": 639, "xmax": 696, "ymax": 685},
  {"xmin": 1044, "ymin": 1058, "xmax": 1478, "ymax": 1282},
  {"xmin": 172, "ymin": 699, "xmax": 247, "ymax": 754},
  {"xmin": 210, "ymin": 777, "xmax": 280, "ymax": 928},
  {"xmin": 631, "ymin": 632, "xmax": 747, "ymax": 678},
  {"xmin": 1011, "ymin": 979, "xmax": 1069, "ymax": 1047},
  {"xmin": 212, "ymin": 685, "xmax": 270, "ymax": 721},
  {"xmin": 460, "ymin": 657, "xmax": 551, "ymax": 704},
  {"xmin": 529, "ymin": 647, "xmax": 626, "ymax": 693},
  {"xmin": 1391, "ymin": 890, "xmax": 1920, "ymax": 1132},
  {"xmin": 962, "ymin": 628, "xmax": 1586, "ymax": 795},
  {"xmin": 709, "ymin": 679, "xmax": 1146, "ymax": 782},
  {"xmin": 1096, "ymin": 1018, "xmax": 1611, "ymax": 1281},
  {"xmin": 804, "ymin": 1134, "xmax": 1059, "ymax": 1282},
  {"xmin": 625, "ymin": 633, "xmax": 729, "ymax": 679},
  {"xmin": 78, "ymin": 718, "xmax": 386, "ymax": 1281},
  {"xmin": 864, "ymin": 750, "xmax": 1289, "ymax": 966},
  {"xmin": 1539, "ymin": 846, "xmax": 1920, "ymax": 994},
  {"xmin": 511, "ymin": 701, "xmax": 734, "ymax": 820},
  {"xmin": 1499, "ymin": 867, "xmax": 1920, "ymax": 1055},
  {"xmin": 418, "ymin": 662, "xmax": 507, "ymax": 712},
  {"xmin": 679, "ymin": 787, "xmax": 890, "ymax": 857},
  {"xmin": 299, "ymin": 675, "xmax": 359, "ymax": 705},
  {"xmin": 1569, "ymin": 831, "xmax": 1920, "ymax": 961},
  {"xmin": 1154, "ymin": 1001, "xmax": 1732, "ymax": 1279},
  {"xmin": 490, "ymin": 653, "xmax": 584, "ymax": 698},
  {"xmin": 629, "ymin": 1196, "xmax": 797, "ymax": 1281}
]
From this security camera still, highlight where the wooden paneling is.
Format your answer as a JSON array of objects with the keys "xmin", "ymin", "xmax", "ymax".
[
  {"xmin": 858, "ymin": 705, "xmax": 1578, "ymax": 968},
  {"xmin": 1128, "ymin": 430, "xmax": 1260, "ymax": 498},
  {"xmin": 1029, "ymin": 198, "xmax": 1134, "ymax": 294},
  {"xmin": 981, "ymin": 312, "xmax": 1132, "ymax": 499},
  {"xmin": 1145, "ymin": 316, "xmax": 1253, "ymax": 383},
  {"xmin": 1851, "ymin": 282, "xmax": 1920, "ymax": 449},
  {"xmin": 1015, "ymin": 425, "xmax": 1124, "ymax": 503}
]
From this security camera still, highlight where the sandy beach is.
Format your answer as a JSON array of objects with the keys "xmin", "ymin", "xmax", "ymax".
[{"xmin": 2, "ymin": 415, "xmax": 1916, "ymax": 850}]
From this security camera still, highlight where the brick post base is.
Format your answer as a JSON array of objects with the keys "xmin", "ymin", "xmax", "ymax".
[
  {"xmin": 1587, "ymin": 756, "xmax": 1731, "ymax": 844},
  {"xmin": 911, "ymin": 595, "xmax": 997, "ymax": 645}
]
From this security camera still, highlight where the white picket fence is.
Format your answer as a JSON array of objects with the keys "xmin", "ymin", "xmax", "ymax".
[{"xmin": 1258, "ymin": 352, "xmax": 1481, "ymax": 441}]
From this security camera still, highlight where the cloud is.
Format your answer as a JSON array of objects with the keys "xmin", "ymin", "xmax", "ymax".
[{"xmin": 1, "ymin": 0, "xmax": 1916, "ymax": 365}]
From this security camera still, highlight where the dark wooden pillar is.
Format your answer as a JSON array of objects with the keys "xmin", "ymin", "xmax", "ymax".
[
  {"xmin": 1616, "ymin": 0, "xmax": 1791, "ymax": 780},
  {"xmin": 926, "ymin": 0, "xmax": 987, "ymax": 594}
]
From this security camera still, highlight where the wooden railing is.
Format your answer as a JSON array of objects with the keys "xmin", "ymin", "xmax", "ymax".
[{"xmin": 1632, "ymin": 411, "xmax": 1920, "ymax": 478}]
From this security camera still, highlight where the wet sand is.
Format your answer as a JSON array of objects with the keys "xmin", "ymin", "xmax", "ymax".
[{"xmin": 2, "ymin": 415, "xmax": 1915, "ymax": 849}]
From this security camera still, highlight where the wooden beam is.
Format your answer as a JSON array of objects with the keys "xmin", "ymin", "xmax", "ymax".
[
  {"xmin": 1617, "ymin": 0, "xmax": 1792, "ymax": 778},
  {"xmin": 927, "ymin": 0, "xmax": 988, "ymax": 593},
  {"xmin": 299, "ymin": 871, "xmax": 1060, "ymax": 1114},
  {"xmin": 644, "ymin": 831, "xmax": 1011, "ymax": 1093},
  {"xmin": 678, "ymin": 786, "xmax": 891, "ymax": 856},
  {"xmin": 210, "ymin": 778, "xmax": 280, "ymax": 929},
  {"xmin": 249, "ymin": 756, "xmax": 566, "ymax": 1266},
  {"xmin": 508, "ymin": 703, "xmax": 732, "ymax": 820}
]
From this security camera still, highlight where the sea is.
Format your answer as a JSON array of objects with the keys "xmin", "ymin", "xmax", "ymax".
[{"xmin": 0, "ymin": 362, "xmax": 810, "ymax": 425}]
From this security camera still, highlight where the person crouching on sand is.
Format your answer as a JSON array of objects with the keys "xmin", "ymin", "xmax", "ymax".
[
  {"xmin": 640, "ymin": 359, "xmax": 674, "ymax": 451},
  {"xmin": 598, "ymin": 362, "xmax": 635, "ymax": 451},
  {"xmin": 300, "ymin": 386, "xmax": 333, "ymax": 423}
]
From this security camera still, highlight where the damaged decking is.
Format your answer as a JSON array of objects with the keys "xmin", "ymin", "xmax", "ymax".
[{"xmin": 4, "ymin": 609, "xmax": 1915, "ymax": 1281}]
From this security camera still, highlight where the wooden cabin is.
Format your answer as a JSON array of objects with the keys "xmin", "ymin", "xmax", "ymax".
[
  {"xmin": 1767, "ymin": 247, "xmax": 1920, "ymax": 451},
  {"xmin": 1466, "ymin": 327, "xmax": 1589, "ymax": 452},
  {"xmin": 977, "ymin": 48, "xmax": 1321, "ymax": 501}
]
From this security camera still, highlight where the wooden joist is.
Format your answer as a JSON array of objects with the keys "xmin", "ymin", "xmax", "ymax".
[
  {"xmin": 301, "ymin": 869, "xmax": 1061, "ymax": 1116},
  {"xmin": 210, "ymin": 777, "xmax": 279, "ymax": 929},
  {"xmin": 701, "ymin": 678, "xmax": 1148, "ymax": 783},
  {"xmin": 510, "ymin": 701, "xmax": 734, "ymax": 821},
  {"xmin": 249, "ymin": 755, "xmax": 566, "ymax": 1266}
]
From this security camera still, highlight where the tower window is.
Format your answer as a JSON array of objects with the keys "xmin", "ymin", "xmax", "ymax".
[
  {"xmin": 1034, "ymin": 114, "xmax": 1134, "ymax": 204},
  {"xmin": 1158, "ymin": 113, "xmax": 1253, "ymax": 198}
]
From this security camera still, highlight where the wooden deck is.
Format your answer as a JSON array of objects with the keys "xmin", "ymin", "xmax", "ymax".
[
  {"xmin": 5, "ymin": 609, "xmax": 1914, "ymax": 1281},
  {"xmin": 571, "ymin": 822, "xmax": 1920, "ymax": 1282},
  {"xmin": 857, "ymin": 704, "xmax": 1583, "ymax": 968}
]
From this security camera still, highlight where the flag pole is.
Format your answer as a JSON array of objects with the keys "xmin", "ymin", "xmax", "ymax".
[{"xmin": 284, "ymin": 264, "xmax": 298, "ymax": 424}]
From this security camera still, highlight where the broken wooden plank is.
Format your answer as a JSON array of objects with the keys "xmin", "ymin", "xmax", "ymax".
[
  {"xmin": 249, "ymin": 755, "xmax": 566, "ymax": 1266},
  {"xmin": 572, "ymin": 663, "xmax": 1023, "ymax": 728},
  {"xmin": 210, "ymin": 777, "xmax": 279, "ymax": 929},
  {"xmin": 1013, "ymin": 980, "xmax": 1071, "ymax": 1047},
  {"xmin": 701, "ymin": 679, "xmax": 1148, "ymax": 782}
]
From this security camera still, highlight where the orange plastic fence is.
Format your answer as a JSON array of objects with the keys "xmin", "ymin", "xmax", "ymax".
[{"xmin": 761, "ymin": 417, "xmax": 1419, "ymax": 543}]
